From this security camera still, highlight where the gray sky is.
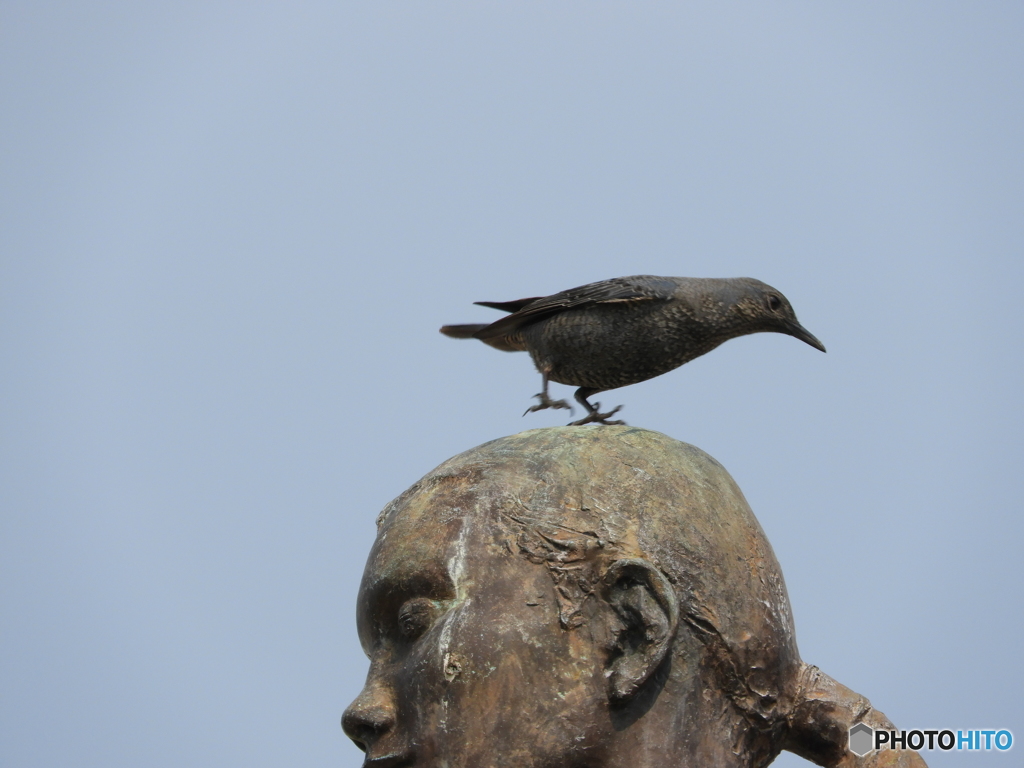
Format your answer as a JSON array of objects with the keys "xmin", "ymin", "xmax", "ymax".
[{"xmin": 1, "ymin": 3, "xmax": 1021, "ymax": 767}]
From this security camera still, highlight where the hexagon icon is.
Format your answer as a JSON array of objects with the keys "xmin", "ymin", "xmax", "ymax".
[{"xmin": 849, "ymin": 723, "xmax": 874, "ymax": 756}]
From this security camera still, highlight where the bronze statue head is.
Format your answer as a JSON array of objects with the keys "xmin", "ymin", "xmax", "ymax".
[{"xmin": 343, "ymin": 427, "xmax": 925, "ymax": 768}]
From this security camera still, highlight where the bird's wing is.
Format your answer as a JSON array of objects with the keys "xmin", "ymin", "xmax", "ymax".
[
  {"xmin": 473, "ymin": 297, "xmax": 545, "ymax": 313},
  {"xmin": 473, "ymin": 276, "xmax": 676, "ymax": 339}
]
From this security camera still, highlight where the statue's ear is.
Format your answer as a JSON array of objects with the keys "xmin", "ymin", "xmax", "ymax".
[{"xmin": 601, "ymin": 558, "xmax": 680, "ymax": 702}]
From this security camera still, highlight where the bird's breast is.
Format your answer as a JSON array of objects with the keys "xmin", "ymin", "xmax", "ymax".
[{"xmin": 523, "ymin": 302, "xmax": 721, "ymax": 390}]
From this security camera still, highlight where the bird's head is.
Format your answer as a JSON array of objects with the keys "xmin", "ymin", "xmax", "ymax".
[{"xmin": 731, "ymin": 279, "xmax": 826, "ymax": 352}]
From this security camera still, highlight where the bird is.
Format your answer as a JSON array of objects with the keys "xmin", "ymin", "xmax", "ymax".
[{"xmin": 440, "ymin": 275, "xmax": 826, "ymax": 426}]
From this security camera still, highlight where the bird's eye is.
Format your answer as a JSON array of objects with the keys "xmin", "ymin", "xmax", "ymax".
[
  {"xmin": 398, "ymin": 598, "xmax": 437, "ymax": 641},
  {"xmin": 767, "ymin": 295, "xmax": 782, "ymax": 311}
]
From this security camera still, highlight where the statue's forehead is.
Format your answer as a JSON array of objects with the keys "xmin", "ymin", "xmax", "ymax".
[
  {"xmin": 366, "ymin": 474, "xmax": 493, "ymax": 588},
  {"xmin": 381, "ymin": 470, "xmax": 498, "ymax": 527}
]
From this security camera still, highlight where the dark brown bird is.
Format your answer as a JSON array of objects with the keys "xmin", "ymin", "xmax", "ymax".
[{"xmin": 440, "ymin": 275, "xmax": 825, "ymax": 425}]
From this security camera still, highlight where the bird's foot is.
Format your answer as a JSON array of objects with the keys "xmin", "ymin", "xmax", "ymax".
[
  {"xmin": 568, "ymin": 404, "xmax": 625, "ymax": 426},
  {"xmin": 524, "ymin": 392, "xmax": 574, "ymax": 416}
]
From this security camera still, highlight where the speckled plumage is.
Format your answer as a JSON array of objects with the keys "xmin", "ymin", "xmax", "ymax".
[{"xmin": 440, "ymin": 275, "xmax": 825, "ymax": 425}]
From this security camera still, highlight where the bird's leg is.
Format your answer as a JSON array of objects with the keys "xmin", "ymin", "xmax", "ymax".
[
  {"xmin": 568, "ymin": 387, "xmax": 625, "ymax": 426},
  {"xmin": 523, "ymin": 372, "xmax": 573, "ymax": 416}
]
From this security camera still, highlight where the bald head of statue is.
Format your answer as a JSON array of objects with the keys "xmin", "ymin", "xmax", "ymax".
[{"xmin": 343, "ymin": 427, "xmax": 925, "ymax": 768}]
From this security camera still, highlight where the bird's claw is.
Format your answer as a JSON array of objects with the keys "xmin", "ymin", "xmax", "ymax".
[
  {"xmin": 568, "ymin": 404, "xmax": 625, "ymax": 426},
  {"xmin": 524, "ymin": 393, "xmax": 574, "ymax": 416}
]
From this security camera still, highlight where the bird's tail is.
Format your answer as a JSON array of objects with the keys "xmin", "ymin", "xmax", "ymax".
[
  {"xmin": 439, "ymin": 323, "xmax": 489, "ymax": 339},
  {"xmin": 439, "ymin": 323, "xmax": 525, "ymax": 352}
]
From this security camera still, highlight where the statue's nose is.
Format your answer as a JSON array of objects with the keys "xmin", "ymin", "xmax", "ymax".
[{"xmin": 342, "ymin": 688, "xmax": 396, "ymax": 751}]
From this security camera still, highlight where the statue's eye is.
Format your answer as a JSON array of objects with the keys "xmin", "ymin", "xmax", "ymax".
[
  {"xmin": 767, "ymin": 295, "xmax": 782, "ymax": 311},
  {"xmin": 398, "ymin": 598, "xmax": 436, "ymax": 640}
]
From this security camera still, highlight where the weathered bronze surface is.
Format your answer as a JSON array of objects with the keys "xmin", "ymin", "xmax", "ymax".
[{"xmin": 343, "ymin": 426, "xmax": 926, "ymax": 767}]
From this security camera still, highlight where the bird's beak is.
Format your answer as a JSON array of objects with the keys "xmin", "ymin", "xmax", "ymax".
[{"xmin": 785, "ymin": 321, "xmax": 827, "ymax": 353}]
